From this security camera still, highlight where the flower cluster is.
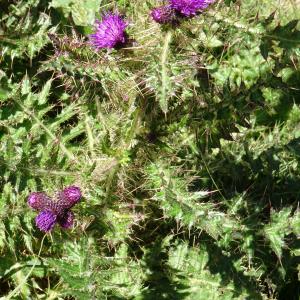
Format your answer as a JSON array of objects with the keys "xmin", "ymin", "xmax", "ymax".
[
  {"xmin": 89, "ymin": 1, "xmax": 215, "ymax": 51},
  {"xmin": 151, "ymin": 0, "xmax": 215, "ymax": 24},
  {"xmin": 28, "ymin": 186, "xmax": 82, "ymax": 232},
  {"xmin": 89, "ymin": 13, "xmax": 128, "ymax": 49}
]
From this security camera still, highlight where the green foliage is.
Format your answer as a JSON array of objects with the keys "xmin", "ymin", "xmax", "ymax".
[
  {"xmin": 167, "ymin": 241, "xmax": 257, "ymax": 299},
  {"xmin": 1, "ymin": 0, "xmax": 300, "ymax": 298},
  {"xmin": 50, "ymin": 0, "xmax": 102, "ymax": 26},
  {"xmin": 264, "ymin": 208, "xmax": 300, "ymax": 259},
  {"xmin": 145, "ymin": 161, "xmax": 238, "ymax": 241},
  {"xmin": 1, "ymin": 0, "xmax": 54, "ymax": 60}
]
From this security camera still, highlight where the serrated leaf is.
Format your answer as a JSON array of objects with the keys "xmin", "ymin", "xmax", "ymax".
[
  {"xmin": 167, "ymin": 241, "xmax": 258, "ymax": 299},
  {"xmin": 38, "ymin": 78, "xmax": 53, "ymax": 105},
  {"xmin": 21, "ymin": 76, "xmax": 31, "ymax": 95},
  {"xmin": 264, "ymin": 208, "xmax": 292, "ymax": 258}
]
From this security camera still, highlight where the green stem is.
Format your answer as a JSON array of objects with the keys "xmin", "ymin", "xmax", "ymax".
[{"xmin": 160, "ymin": 31, "xmax": 173, "ymax": 114}]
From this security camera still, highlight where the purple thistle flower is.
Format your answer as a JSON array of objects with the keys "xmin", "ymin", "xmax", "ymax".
[
  {"xmin": 89, "ymin": 13, "xmax": 128, "ymax": 49},
  {"xmin": 151, "ymin": 6, "xmax": 176, "ymax": 24},
  {"xmin": 62, "ymin": 186, "xmax": 82, "ymax": 206},
  {"xmin": 35, "ymin": 211, "xmax": 57, "ymax": 232},
  {"xmin": 28, "ymin": 186, "xmax": 82, "ymax": 232},
  {"xmin": 53, "ymin": 186, "xmax": 82, "ymax": 212},
  {"xmin": 170, "ymin": 0, "xmax": 215, "ymax": 16},
  {"xmin": 28, "ymin": 192, "xmax": 52, "ymax": 210},
  {"xmin": 57, "ymin": 211, "xmax": 75, "ymax": 229}
]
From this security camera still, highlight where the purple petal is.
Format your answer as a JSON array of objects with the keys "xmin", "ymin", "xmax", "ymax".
[
  {"xmin": 89, "ymin": 13, "xmax": 128, "ymax": 49},
  {"xmin": 35, "ymin": 211, "xmax": 57, "ymax": 232}
]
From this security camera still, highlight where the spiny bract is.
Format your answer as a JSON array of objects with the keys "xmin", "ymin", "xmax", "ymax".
[{"xmin": 151, "ymin": 5, "xmax": 176, "ymax": 24}]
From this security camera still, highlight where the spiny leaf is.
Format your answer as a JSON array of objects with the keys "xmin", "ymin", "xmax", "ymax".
[{"xmin": 264, "ymin": 208, "xmax": 292, "ymax": 259}]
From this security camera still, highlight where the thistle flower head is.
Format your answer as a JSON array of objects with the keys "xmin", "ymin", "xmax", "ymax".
[
  {"xmin": 57, "ymin": 211, "xmax": 75, "ymax": 229},
  {"xmin": 51, "ymin": 186, "xmax": 81, "ymax": 213},
  {"xmin": 35, "ymin": 211, "xmax": 57, "ymax": 232},
  {"xmin": 170, "ymin": 0, "xmax": 215, "ymax": 16},
  {"xmin": 28, "ymin": 192, "xmax": 52, "ymax": 210},
  {"xmin": 151, "ymin": 5, "xmax": 176, "ymax": 24},
  {"xmin": 62, "ymin": 186, "xmax": 82, "ymax": 206},
  {"xmin": 89, "ymin": 13, "xmax": 128, "ymax": 49},
  {"xmin": 28, "ymin": 186, "xmax": 82, "ymax": 232}
]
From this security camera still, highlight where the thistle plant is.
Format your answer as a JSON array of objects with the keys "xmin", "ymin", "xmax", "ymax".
[{"xmin": 0, "ymin": 0, "xmax": 299, "ymax": 299}]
